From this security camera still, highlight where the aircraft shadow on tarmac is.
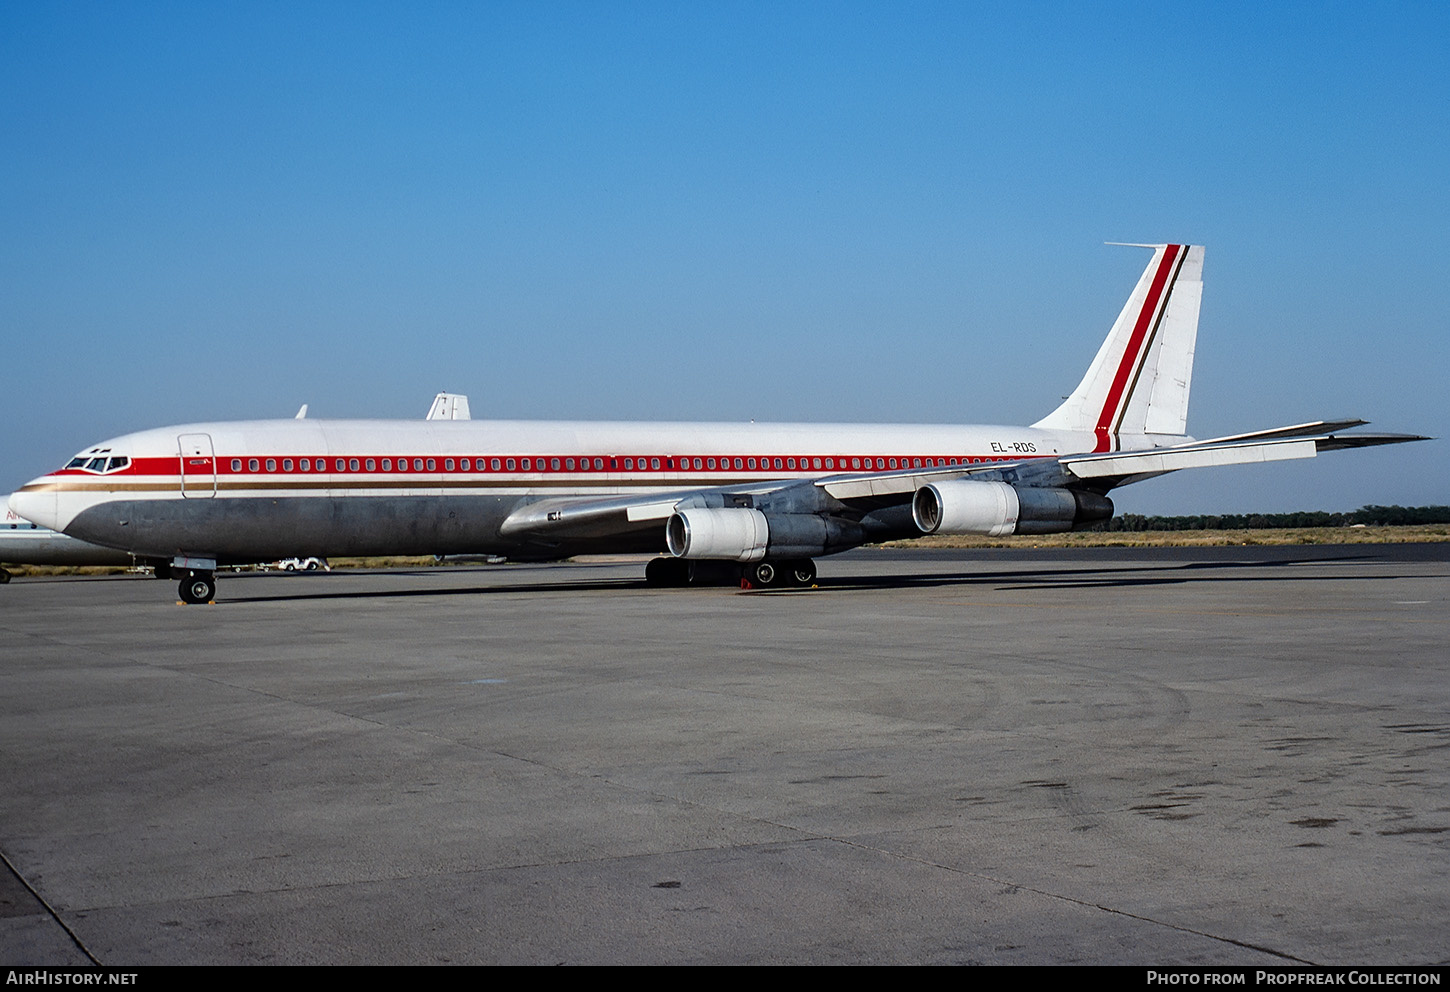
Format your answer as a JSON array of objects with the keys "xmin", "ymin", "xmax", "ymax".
[
  {"xmin": 752, "ymin": 555, "xmax": 1417, "ymax": 594},
  {"xmin": 209, "ymin": 553, "xmax": 1437, "ymax": 604}
]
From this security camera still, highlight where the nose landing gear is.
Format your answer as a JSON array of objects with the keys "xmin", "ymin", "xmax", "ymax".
[{"xmin": 178, "ymin": 571, "xmax": 216, "ymax": 605}]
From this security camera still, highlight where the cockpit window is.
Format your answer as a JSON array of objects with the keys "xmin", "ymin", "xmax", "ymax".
[{"xmin": 67, "ymin": 453, "xmax": 129, "ymax": 474}]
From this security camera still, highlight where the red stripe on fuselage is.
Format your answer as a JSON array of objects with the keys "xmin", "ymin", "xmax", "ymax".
[
  {"xmin": 1093, "ymin": 244, "xmax": 1182, "ymax": 452},
  {"xmin": 53, "ymin": 453, "xmax": 1040, "ymax": 478}
]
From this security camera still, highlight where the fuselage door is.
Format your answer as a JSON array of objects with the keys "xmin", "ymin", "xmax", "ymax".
[{"xmin": 178, "ymin": 433, "xmax": 217, "ymax": 498}]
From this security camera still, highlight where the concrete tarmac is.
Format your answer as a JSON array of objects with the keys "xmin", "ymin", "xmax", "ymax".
[{"xmin": 2, "ymin": 546, "xmax": 1447, "ymax": 965}]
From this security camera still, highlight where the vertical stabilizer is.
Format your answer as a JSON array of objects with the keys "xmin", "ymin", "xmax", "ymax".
[{"xmin": 1032, "ymin": 244, "xmax": 1203, "ymax": 450}]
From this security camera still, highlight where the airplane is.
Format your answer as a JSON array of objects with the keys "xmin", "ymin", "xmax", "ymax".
[{"xmin": 8, "ymin": 244, "xmax": 1427, "ymax": 604}]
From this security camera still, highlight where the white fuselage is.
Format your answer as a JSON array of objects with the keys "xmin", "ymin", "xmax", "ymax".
[{"xmin": 10, "ymin": 417, "xmax": 1123, "ymax": 562}]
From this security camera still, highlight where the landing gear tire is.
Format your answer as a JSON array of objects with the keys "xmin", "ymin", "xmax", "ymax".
[
  {"xmin": 785, "ymin": 559, "xmax": 817, "ymax": 586},
  {"xmin": 645, "ymin": 557, "xmax": 690, "ymax": 587},
  {"xmin": 0, "ymin": 568, "xmax": 10, "ymax": 584},
  {"xmin": 749, "ymin": 561, "xmax": 781, "ymax": 587},
  {"xmin": 179, "ymin": 572, "xmax": 216, "ymax": 605}
]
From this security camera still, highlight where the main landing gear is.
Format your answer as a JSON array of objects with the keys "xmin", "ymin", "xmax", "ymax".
[
  {"xmin": 745, "ymin": 558, "xmax": 816, "ymax": 588},
  {"xmin": 644, "ymin": 557, "xmax": 817, "ymax": 589}
]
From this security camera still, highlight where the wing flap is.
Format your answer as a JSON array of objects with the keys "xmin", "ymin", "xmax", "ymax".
[
  {"xmin": 816, "ymin": 461, "xmax": 1022, "ymax": 501},
  {"xmin": 500, "ymin": 493, "xmax": 688, "ymax": 539}
]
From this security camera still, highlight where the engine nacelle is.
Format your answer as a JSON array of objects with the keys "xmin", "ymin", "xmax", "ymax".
[
  {"xmin": 912, "ymin": 481, "xmax": 1113, "ymax": 537},
  {"xmin": 666, "ymin": 508, "xmax": 863, "ymax": 561},
  {"xmin": 667, "ymin": 507, "xmax": 769, "ymax": 561}
]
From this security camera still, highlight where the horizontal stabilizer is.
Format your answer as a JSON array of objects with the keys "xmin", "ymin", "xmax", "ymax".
[
  {"xmin": 1190, "ymin": 420, "xmax": 1368, "ymax": 445},
  {"xmin": 1063, "ymin": 425, "xmax": 1429, "ymax": 480}
]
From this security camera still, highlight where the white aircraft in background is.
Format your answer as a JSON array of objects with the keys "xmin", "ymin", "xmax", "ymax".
[
  {"xmin": 0, "ymin": 500, "xmax": 134, "ymax": 581},
  {"xmin": 10, "ymin": 244, "xmax": 1426, "ymax": 603}
]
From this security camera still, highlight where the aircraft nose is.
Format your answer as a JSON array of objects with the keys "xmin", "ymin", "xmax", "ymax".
[{"xmin": 8, "ymin": 484, "xmax": 60, "ymax": 532}]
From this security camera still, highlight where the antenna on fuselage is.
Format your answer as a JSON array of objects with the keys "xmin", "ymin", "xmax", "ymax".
[
  {"xmin": 295, "ymin": 404, "xmax": 308, "ymax": 419},
  {"xmin": 426, "ymin": 393, "xmax": 472, "ymax": 420}
]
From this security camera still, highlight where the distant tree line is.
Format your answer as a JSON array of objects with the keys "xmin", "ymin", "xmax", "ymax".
[{"xmin": 1096, "ymin": 506, "xmax": 1450, "ymax": 531}]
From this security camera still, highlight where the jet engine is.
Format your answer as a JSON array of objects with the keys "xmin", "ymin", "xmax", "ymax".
[
  {"xmin": 912, "ymin": 480, "xmax": 1112, "ymax": 536},
  {"xmin": 666, "ymin": 508, "xmax": 862, "ymax": 561}
]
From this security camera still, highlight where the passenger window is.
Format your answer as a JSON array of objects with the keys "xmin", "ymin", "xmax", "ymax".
[
  {"xmin": 266, "ymin": 459, "xmax": 277, "ymax": 472},
  {"xmin": 491, "ymin": 458, "xmax": 501, "ymax": 470},
  {"xmin": 594, "ymin": 458, "xmax": 604, "ymax": 470},
  {"xmin": 650, "ymin": 457, "xmax": 660, "ymax": 470},
  {"xmin": 625, "ymin": 458, "xmax": 633, "ymax": 470},
  {"xmin": 747, "ymin": 458, "xmax": 756, "ymax": 469},
  {"xmin": 283, "ymin": 459, "xmax": 293, "ymax": 471},
  {"xmin": 786, "ymin": 458, "xmax": 796, "ymax": 469},
  {"xmin": 565, "ymin": 458, "xmax": 575, "ymax": 470},
  {"xmin": 426, "ymin": 459, "xmax": 436, "ymax": 471},
  {"xmin": 444, "ymin": 458, "xmax": 453, "ymax": 471},
  {"xmin": 413, "ymin": 458, "xmax": 423, "ymax": 471},
  {"xmin": 249, "ymin": 459, "xmax": 260, "ymax": 472},
  {"xmin": 520, "ymin": 458, "xmax": 530, "ymax": 470},
  {"xmin": 300, "ymin": 459, "xmax": 310, "ymax": 471},
  {"xmin": 232, "ymin": 459, "xmax": 242, "ymax": 471},
  {"xmin": 551, "ymin": 458, "xmax": 560, "ymax": 470},
  {"xmin": 365, "ymin": 458, "xmax": 375, "ymax": 471},
  {"xmin": 506, "ymin": 458, "xmax": 515, "ymax": 470}
]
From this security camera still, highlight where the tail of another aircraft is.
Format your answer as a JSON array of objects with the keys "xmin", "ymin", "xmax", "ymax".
[{"xmin": 1033, "ymin": 243, "xmax": 1204, "ymax": 451}]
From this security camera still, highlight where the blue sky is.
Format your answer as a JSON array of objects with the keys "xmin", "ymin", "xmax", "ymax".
[{"xmin": 3, "ymin": 2, "xmax": 1445, "ymax": 514}]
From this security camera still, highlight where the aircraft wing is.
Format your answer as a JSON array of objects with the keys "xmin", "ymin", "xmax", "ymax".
[
  {"xmin": 497, "ymin": 462, "xmax": 1032, "ymax": 543},
  {"xmin": 496, "ymin": 421, "xmax": 1429, "ymax": 544},
  {"xmin": 497, "ymin": 482, "xmax": 800, "ymax": 541}
]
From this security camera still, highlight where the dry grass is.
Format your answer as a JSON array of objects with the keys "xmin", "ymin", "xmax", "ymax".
[
  {"xmin": 875, "ymin": 525, "xmax": 1450, "ymax": 549},
  {"xmin": 328, "ymin": 557, "xmax": 442, "ymax": 569},
  {"xmin": 1, "ymin": 564, "xmax": 136, "ymax": 577}
]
